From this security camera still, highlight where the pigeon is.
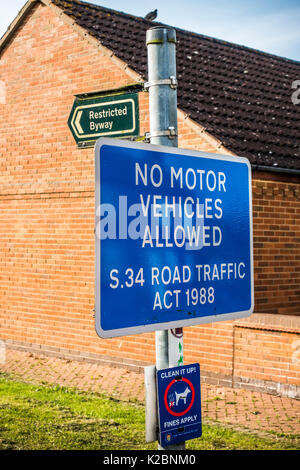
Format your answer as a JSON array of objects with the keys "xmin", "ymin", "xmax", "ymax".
[{"xmin": 144, "ymin": 9, "xmax": 158, "ymax": 21}]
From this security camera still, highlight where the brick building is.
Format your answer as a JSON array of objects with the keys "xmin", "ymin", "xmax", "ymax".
[{"xmin": 0, "ymin": 0, "xmax": 299, "ymax": 397}]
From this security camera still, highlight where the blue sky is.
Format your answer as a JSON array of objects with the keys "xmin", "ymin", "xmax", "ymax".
[{"xmin": 1, "ymin": 0, "xmax": 300, "ymax": 61}]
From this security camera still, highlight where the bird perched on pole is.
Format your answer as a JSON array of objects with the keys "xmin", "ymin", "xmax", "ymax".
[{"xmin": 144, "ymin": 9, "xmax": 158, "ymax": 21}]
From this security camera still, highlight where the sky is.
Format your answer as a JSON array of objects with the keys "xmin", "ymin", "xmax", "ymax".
[{"xmin": 0, "ymin": 0, "xmax": 300, "ymax": 62}]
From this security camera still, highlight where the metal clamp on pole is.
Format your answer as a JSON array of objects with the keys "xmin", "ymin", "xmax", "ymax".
[
  {"xmin": 144, "ymin": 76, "xmax": 178, "ymax": 91},
  {"xmin": 145, "ymin": 126, "xmax": 177, "ymax": 142}
]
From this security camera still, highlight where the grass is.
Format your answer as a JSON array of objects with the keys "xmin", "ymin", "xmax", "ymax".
[{"xmin": 0, "ymin": 374, "xmax": 299, "ymax": 450}]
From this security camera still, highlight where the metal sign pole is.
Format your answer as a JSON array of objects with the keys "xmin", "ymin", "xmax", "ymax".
[{"xmin": 146, "ymin": 26, "xmax": 185, "ymax": 450}]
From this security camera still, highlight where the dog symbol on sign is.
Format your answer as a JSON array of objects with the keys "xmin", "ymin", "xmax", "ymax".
[{"xmin": 175, "ymin": 387, "xmax": 191, "ymax": 406}]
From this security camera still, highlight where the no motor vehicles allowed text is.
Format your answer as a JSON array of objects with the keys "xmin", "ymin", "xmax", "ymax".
[{"xmin": 94, "ymin": 138, "xmax": 253, "ymax": 338}]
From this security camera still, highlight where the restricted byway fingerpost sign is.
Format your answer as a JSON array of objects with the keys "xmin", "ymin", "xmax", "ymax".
[
  {"xmin": 156, "ymin": 363, "xmax": 202, "ymax": 446},
  {"xmin": 95, "ymin": 138, "xmax": 253, "ymax": 338},
  {"xmin": 68, "ymin": 92, "xmax": 139, "ymax": 146}
]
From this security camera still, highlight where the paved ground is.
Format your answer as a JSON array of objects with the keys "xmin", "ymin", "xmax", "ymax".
[{"xmin": 0, "ymin": 348, "xmax": 299, "ymax": 440}]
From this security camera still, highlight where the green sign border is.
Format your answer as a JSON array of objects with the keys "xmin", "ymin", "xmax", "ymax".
[{"xmin": 68, "ymin": 90, "xmax": 140, "ymax": 147}]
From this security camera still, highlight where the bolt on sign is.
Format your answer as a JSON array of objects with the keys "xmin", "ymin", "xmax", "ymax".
[
  {"xmin": 95, "ymin": 138, "xmax": 254, "ymax": 339},
  {"xmin": 68, "ymin": 92, "xmax": 139, "ymax": 146}
]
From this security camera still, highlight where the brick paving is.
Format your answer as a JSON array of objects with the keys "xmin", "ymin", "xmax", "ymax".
[{"xmin": 0, "ymin": 348, "xmax": 299, "ymax": 440}]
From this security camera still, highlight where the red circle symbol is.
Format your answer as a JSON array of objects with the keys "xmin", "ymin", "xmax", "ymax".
[{"xmin": 164, "ymin": 378, "xmax": 195, "ymax": 417}]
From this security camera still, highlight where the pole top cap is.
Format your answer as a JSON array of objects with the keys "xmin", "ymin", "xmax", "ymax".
[{"xmin": 146, "ymin": 27, "xmax": 176, "ymax": 45}]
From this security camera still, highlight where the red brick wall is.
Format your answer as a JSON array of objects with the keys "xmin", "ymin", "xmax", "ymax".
[
  {"xmin": 0, "ymin": 2, "xmax": 299, "ymax": 395},
  {"xmin": 233, "ymin": 325, "xmax": 300, "ymax": 389},
  {"xmin": 0, "ymin": 2, "xmax": 153, "ymax": 365},
  {"xmin": 252, "ymin": 176, "xmax": 300, "ymax": 315}
]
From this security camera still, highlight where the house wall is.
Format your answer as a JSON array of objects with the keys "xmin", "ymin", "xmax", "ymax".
[{"xmin": 0, "ymin": 2, "xmax": 299, "ymax": 396}]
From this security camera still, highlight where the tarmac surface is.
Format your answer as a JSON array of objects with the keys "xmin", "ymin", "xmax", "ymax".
[{"xmin": 0, "ymin": 348, "xmax": 299, "ymax": 441}]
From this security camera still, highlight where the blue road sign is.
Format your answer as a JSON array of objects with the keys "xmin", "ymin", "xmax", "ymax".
[
  {"xmin": 95, "ymin": 138, "xmax": 253, "ymax": 338},
  {"xmin": 156, "ymin": 363, "xmax": 202, "ymax": 446}
]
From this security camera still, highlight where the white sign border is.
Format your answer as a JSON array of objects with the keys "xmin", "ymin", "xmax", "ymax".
[{"xmin": 95, "ymin": 137, "xmax": 254, "ymax": 339}]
